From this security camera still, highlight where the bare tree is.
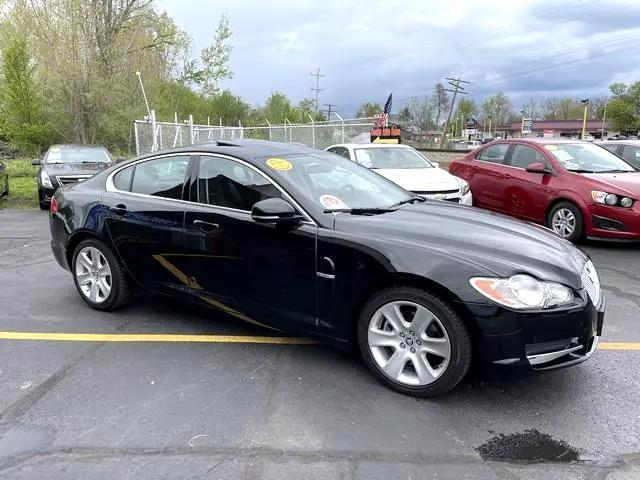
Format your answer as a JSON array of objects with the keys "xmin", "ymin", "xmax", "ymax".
[
  {"xmin": 432, "ymin": 83, "xmax": 449, "ymax": 128},
  {"xmin": 522, "ymin": 97, "xmax": 540, "ymax": 119},
  {"xmin": 408, "ymin": 96, "xmax": 435, "ymax": 132}
]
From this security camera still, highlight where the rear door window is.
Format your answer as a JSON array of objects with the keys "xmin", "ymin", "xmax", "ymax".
[
  {"xmin": 475, "ymin": 143, "xmax": 510, "ymax": 164},
  {"xmin": 509, "ymin": 145, "xmax": 547, "ymax": 169},
  {"xmin": 130, "ymin": 156, "xmax": 190, "ymax": 200}
]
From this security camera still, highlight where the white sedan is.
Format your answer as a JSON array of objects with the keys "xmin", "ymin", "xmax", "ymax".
[{"xmin": 326, "ymin": 143, "xmax": 472, "ymax": 205}]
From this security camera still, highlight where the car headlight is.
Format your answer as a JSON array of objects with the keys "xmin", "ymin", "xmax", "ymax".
[
  {"xmin": 470, "ymin": 274, "xmax": 574, "ymax": 310},
  {"xmin": 591, "ymin": 190, "xmax": 634, "ymax": 208},
  {"xmin": 457, "ymin": 178, "xmax": 470, "ymax": 196},
  {"xmin": 40, "ymin": 170, "xmax": 53, "ymax": 188}
]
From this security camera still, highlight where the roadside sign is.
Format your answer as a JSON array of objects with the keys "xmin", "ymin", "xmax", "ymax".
[{"xmin": 522, "ymin": 118, "xmax": 533, "ymax": 135}]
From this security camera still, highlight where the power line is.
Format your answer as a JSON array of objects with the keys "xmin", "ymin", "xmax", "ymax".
[
  {"xmin": 310, "ymin": 67, "xmax": 325, "ymax": 113},
  {"xmin": 441, "ymin": 77, "xmax": 470, "ymax": 147},
  {"xmin": 322, "ymin": 103, "xmax": 338, "ymax": 119}
]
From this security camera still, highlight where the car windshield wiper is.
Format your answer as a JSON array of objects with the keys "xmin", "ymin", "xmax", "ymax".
[
  {"xmin": 567, "ymin": 169, "xmax": 597, "ymax": 173},
  {"xmin": 388, "ymin": 196, "xmax": 426, "ymax": 208},
  {"xmin": 324, "ymin": 207, "xmax": 396, "ymax": 215},
  {"xmin": 596, "ymin": 169, "xmax": 634, "ymax": 173}
]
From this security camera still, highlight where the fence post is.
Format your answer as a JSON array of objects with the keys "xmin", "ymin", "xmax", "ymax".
[
  {"xmin": 150, "ymin": 109, "xmax": 158, "ymax": 152},
  {"xmin": 285, "ymin": 118, "xmax": 292, "ymax": 143},
  {"xmin": 239, "ymin": 120, "xmax": 243, "ymax": 139},
  {"xmin": 335, "ymin": 112, "xmax": 345, "ymax": 143},
  {"xmin": 133, "ymin": 121, "xmax": 140, "ymax": 155},
  {"xmin": 265, "ymin": 119, "xmax": 271, "ymax": 141},
  {"xmin": 308, "ymin": 114, "xmax": 315, "ymax": 148},
  {"xmin": 189, "ymin": 114, "xmax": 194, "ymax": 145}
]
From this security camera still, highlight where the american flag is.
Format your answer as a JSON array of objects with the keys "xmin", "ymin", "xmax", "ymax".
[{"xmin": 383, "ymin": 93, "xmax": 393, "ymax": 114}]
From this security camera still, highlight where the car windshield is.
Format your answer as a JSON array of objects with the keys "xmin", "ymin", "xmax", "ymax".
[
  {"xmin": 260, "ymin": 152, "xmax": 412, "ymax": 211},
  {"xmin": 546, "ymin": 143, "xmax": 636, "ymax": 173},
  {"xmin": 354, "ymin": 147, "xmax": 433, "ymax": 169},
  {"xmin": 45, "ymin": 146, "xmax": 112, "ymax": 164}
]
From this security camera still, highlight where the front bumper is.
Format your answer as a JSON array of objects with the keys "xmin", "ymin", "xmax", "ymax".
[
  {"xmin": 586, "ymin": 203, "xmax": 640, "ymax": 241},
  {"xmin": 39, "ymin": 185, "xmax": 58, "ymax": 204},
  {"xmin": 463, "ymin": 295, "xmax": 604, "ymax": 370}
]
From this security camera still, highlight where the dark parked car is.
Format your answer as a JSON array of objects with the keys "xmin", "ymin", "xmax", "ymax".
[
  {"xmin": 449, "ymin": 139, "xmax": 640, "ymax": 243},
  {"xmin": 601, "ymin": 140, "xmax": 640, "ymax": 170},
  {"xmin": 33, "ymin": 144, "xmax": 114, "ymax": 209},
  {"xmin": 0, "ymin": 161, "xmax": 8, "ymax": 197},
  {"xmin": 49, "ymin": 140, "xmax": 604, "ymax": 397}
]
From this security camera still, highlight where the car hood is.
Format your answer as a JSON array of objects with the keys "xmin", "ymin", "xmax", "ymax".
[
  {"xmin": 582, "ymin": 172, "xmax": 640, "ymax": 196},
  {"xmin": 373, "ymin": 167, "xmax": 461, "ymax": 192},
  {"xmin": 44, "ymin": 163, "xmax": 112, "ymax": 176},
  {"xmin": 334, "ymin": 202, "xmax": 587, "ymax": 288}
]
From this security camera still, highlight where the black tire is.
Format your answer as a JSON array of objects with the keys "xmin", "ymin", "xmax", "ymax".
[
  {"xmin": 37, "ymin": 188, "xmax": 50, "ymax": 210},
  {"xmin": 357, "ymin": 286, "xmax": 472, "ymax": 397},
  {"xmin": 547, "ymin": 201, "xmax": 584, "ymax": 243},
  {"xmin": 71, "ymin": 238, "xmax": 133, "ymax": 311}
]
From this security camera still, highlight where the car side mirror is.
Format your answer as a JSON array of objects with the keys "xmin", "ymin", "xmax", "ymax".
[
  {"xmin": 31, "ymin": 159, "xmax": 41, "ymax": 165},
  {"xmin": 525, "ymin": 162, "xmax": 550, "ymax": 174},
  {"xmin": 251, "ymin": 198, "xmax": 303, "ymax": 226}
]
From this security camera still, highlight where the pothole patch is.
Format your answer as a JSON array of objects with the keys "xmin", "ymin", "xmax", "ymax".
[{"xmin": 477, "ymin": 429, "xmax": 580, "ymax": 463}]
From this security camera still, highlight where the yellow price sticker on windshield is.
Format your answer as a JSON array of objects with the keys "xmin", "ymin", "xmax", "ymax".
[
  {"xmin": 266, "ymin": 158, "xmax": 292, "ymax": 171},
  {"xmin": 544, "ymin": 145, "xmax": 558, "ymax": 151}
]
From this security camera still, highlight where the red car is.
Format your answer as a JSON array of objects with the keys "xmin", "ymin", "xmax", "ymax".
[{"xmin": 449, "ymin": 139, "xmax": 640, "ymax": 242}]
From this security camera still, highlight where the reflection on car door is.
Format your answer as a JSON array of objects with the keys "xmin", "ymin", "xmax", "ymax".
[
  {"xmin": 103, "ymin": 154, "xmax": 191, "ymax": 295},
  {"xmin": 503, "ymin": 144, "xmax": 555, "ymax": 222},
  {"xmin": 181, "ymin": 154, "xmax": 318, "ymax": 333},
  {"xmin": 469, "ymin": 143, "xmax": 511, "ymax": 212}
]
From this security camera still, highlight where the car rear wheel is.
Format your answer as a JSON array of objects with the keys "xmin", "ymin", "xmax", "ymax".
[
  {"xmin": 548, "ymin": 202, "xmax": 583, "ymax": 243},
  {"xmin": 72, "ymin": 239, "xmax": 132, "ymax": 311},
  {"xmin": 357, "ymin": 286, "xmax": 471, "ymax": 397}
]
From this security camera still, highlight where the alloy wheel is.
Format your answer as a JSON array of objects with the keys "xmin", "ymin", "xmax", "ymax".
[
  {"xmin": 367, "ymin": 300, "xmax": 451, "ymax": 386},
  {"xmin": 75, "ymin": 246, "xmax": 112, "ymax": 303},
  {"xmin": 551, "ymin": 208, "xmax": 576, "ymax": 238}
]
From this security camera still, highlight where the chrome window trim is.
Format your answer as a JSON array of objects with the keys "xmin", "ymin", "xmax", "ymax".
[{"xmin": 105, "ymin": 152, "xmax": 318, "ymax": 227}]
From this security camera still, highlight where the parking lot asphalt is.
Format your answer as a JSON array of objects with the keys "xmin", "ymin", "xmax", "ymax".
[{"xmin": 0, "ymin": 209, "xmax": 639, "ymax": 479}]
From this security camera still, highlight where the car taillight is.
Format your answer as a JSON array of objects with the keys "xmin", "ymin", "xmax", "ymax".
[{"xmin": 50, "ymin": 196, "xmax": 58, "ymax": 214}]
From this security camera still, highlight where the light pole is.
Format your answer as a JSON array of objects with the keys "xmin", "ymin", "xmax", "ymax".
[
  {"xmin": 601, "ymin": 101, "xmax": 608, "ymax": 140},
  {"xmin": 580, "ymin": 99, "xmax": 589, "ymax": 140},
  {"xmin": 520, "ymin": 110, "xmax": 525, "ymax": 138}
]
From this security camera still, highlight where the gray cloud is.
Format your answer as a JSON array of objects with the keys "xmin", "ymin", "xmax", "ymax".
[{"xmin": 159, "ymin": 0, "xmax": 640, "ymax": 116}]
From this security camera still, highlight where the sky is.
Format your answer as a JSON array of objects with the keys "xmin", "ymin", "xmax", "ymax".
[{"xmin": 157, "ymin": 0, "xmax": 640, "ymax": 117}]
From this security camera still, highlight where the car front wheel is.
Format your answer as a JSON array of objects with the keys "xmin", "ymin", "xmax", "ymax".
[
  {"xmin": 548, "ymin": 201, "xmax": 583, "ymax": 243},
  {"xmin": 72, "ymin": 239, "xmax": 132, "ymax": 311},
  {"xmin": 357, "ymin": 286, "xmax": 471, "ymax": 397}
]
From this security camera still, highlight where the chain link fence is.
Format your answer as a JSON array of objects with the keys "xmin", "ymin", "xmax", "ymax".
[{"xmin": 133, "ymin": 113, "xmax": 377, "ymax": 156}]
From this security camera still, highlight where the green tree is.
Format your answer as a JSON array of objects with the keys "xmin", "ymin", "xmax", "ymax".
[
  {"xmin": 198, "ymin": 13, "xmax": 233, "ymax": 96},
  {"xmin": 408, "ymin": 97, "xmax": 435, "ymax": 132},
  {"xmin": 355, "ymin": 102, "xmax": 382, "ymax": 118},
  {"xmin": 0, "ymin": 35, "xmax": 55, "ymax": 152},
  {"xmin": 481, "ymin": 92, "xmax": 512, "ymax": 126},
  {"xmin": 456, "ymin": 98, "xmax": 477, "ymax": 125},
  {"xmin": 398, "ymin": 106, "xmax": 411, "ymax": 122},
  {"xmin": 262, "ymin": 91, "xmax": 297, "ymax": 123},
  {"xmin": 607, "ymin": 82, "xmax": 640, "ymax": 131}
]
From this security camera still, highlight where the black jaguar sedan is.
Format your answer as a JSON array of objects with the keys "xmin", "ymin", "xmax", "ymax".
[{"xmin": 49, "ymin": 140, "xmax": 604, "ymax": 397}]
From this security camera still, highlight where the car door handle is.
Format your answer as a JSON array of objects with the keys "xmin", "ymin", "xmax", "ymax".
[
  {"xmin": 109, "ymin": 204, "xmax": 127, "ymax": 216},
  {"xmin": 193, "ymin": 219, "xmax": 219, "ymax": 233}
]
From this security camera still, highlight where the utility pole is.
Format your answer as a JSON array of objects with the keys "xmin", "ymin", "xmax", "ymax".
[
  {"xmin": 310, "ymin": 68, "xmax": 325, "ymax": 113},
  {"xmin": 580, "ymin": 99, "xmax": 589, "ymax": 140},
  {"xmin": 440, "ymin": 77, "xmax": 470, "ymax": 148},
  {"xmin": 322, "ymin": 103, "xmax": 338, "ymax": 119},
  {"xmin": 601, "ymin": 101, "xmax": 608, "ymax": 139}
]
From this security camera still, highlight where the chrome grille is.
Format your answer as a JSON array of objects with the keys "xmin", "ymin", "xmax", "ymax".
[
  {"xmin": 581, "ymin": 260, "xmax": 601, "ymax": 306},
  {"xmin": 56, "ymin": 175, "xmax": 91, "ymax": 186}
]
